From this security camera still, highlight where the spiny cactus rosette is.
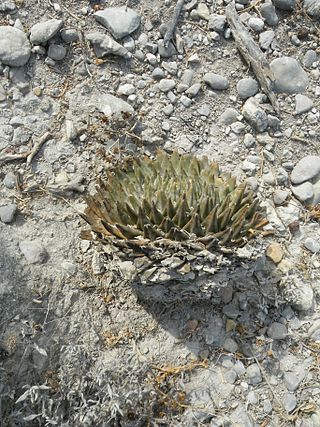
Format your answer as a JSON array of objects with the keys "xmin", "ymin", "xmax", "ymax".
[{"xmin": 81, "ymin": 151, "xmax": 268, "ymax": 298}]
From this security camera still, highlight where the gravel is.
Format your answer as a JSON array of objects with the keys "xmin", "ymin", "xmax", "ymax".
[
  {"xmin": 291, "ymin": 155, "xmax": 320, "ymax": 184},
  {"xmin": 30, "ymin": 19, "xmax": 63, "ymax": 44},
  {"xmin": 203, "ymin": 72, "xmax": 229, "ymax": 90},
  {"xmin": 270, "ymin": 57, "xmax": 309, "ymax": 94}
]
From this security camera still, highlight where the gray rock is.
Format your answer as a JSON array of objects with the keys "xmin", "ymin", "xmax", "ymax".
[
  {"xmin": 0, "ymin": 26, "xmax": 31, "ymax": 67},
  {"xmin": 208, "ymin": 14, "xmax": 226, "ymax": 33},
  {"xmin": 291, "ymin": 155, "xmax": 320, "ymax": 184},
  {"xmin": 303, "ymin": 49, "xmax": 317, "ymax": 67},
  {"xmin": 285, "ymin": 280, "xmax": 314, "ymax": 312},
  {"xmin": 231, "ymin": 121, "xmax": 246, "ymax": 134},
  {"xmin": 223, "ymin": 338, "xmax": 238, "ymax": 353},
  {"xmin": 0, "ymin": 204, "xmax": 17, "ymax": 224},
  {"xmin": 158, "ymin": 79, "xmax": 176, "ymax": 93},
  {"xmin": 123, "ymin": 36, "xmax": 135, "ymax": 52},
  {"xmin": 282, "ymin": 393, "xmax": 297, "ymax": 413},
  {"xmin": 283, "ymin": 372, "xmax": 302, "ymax": 391},
  {"xmin": 30, "ymin": 19, "xmax": 63, "ymax": 45},
  {"xmin": 259, "ymin": 30, "xmax": 275, "ymax": 50},
  {"xmin": 219, "ymin": 107, "xmax": 239, "ymax": 125},
  {"xmin": 270, "ymin": 57, "xmax": 309, "ymax": 94},
  {"xmin": 273, "ymin": 189, "xmax": 289, "ymax": 205},
  {"xmin": 203, "ymin": 73, "xmax": 229, "ymax": 90},
  {"xmin": 304, "ymin": 0, "xmax": 320, "ymax": 16},
  {"xmin": 94, "ymin": 7, "xmax": 140, "ymax": 40},
  {"xmin": 196, "ymin": 3, "xmax": 210, "ymax": 20},
  {"xmin": 292, "ymin": 182, "xmax": 314, "ymax": 202},
  {"xmin": 204, "ymin": 317, "xmax": 224, "ymax": 345},
  {"xmin": 19, "ymin": 240, "xmax": 47, "ymax": 264},
  {"xmin": 181, "ymin": 69, "xmax": 195, "ymax": 86},
  {"xmin": 230, "ymin": 404, "xmax": 254, "ymax": 427},
  {"xmin": 60, "ymin": 28, "xmax": 79, "ymax": 43},
  {"xmin": 117, "ymin": 83, "xmax": 135, "ymax": 96},
  {"xmin": 294, "ymin": 94, "xmax": 313, "ymax": 115},
  {"xmin": 237, "ymin": 78, "xmax": 259, "ymax": 99},
  {"xmin": 162, "ymin": 104, "xmax": 174, "ymax": 115},
  {"xmin": 248, "ymin": 17, "xmax": 264, "ymax": 32},
  {"xmin": 273, "ymin": 0, "xmax": 296, "ymax": 10},
  {"xmin": 246, "ymin": 363, "xmax": 262, "ymax": 384},
  {"xmin": 242, "ymin": 98, "xmax": 268, "ymax": 132},
  {"xmin": 158, "ymin": 40, "xmax": 176, "ymax": 58},
  {"xmin": 260, "ymin": 1, "xmax": 279, "ymax": 25},
  {"xmin": 152, "ymin": 68, "xmax": 165, "ymax": 80},
  {"xmin": 180, "ymin": 95, "xmax": 192, "ymax": 107},
  {"xmin": 0, "ymin": 0, "xmax": 16, "ymax": 12},
  {"xmin": 162, "ymin": 61, "xmax": 178, "ymax": 75},
  {"xmin": 267, "ymin": 322, "xmax": 287, "ymax": 339},
  {"xmin": 47, "ymin": 44, "xmax": 67, "ymax": 61},
  {"xmin": 65, "ymin": 119, "xmax": 77, "ymax": 141},
  {"xmin": 3, "ymin": 171, "xmax": 16, "ymax": 189},
  {"xmin": 86, "ymin": 32, "xmax": 129, "ymax": 58},
  {"xmin": 97, "ymin": 94, "xmax": 134, "ymax": 119},
  {"xmin": 185, "ymin": 83, "xmax": 201, "ymax": 98},
  {"xmin": 198, "ymin": 103, "xmax": 211, "ymax": 116},
  {"xmin": 304, "ymin": 237, "xmax": 320, "ymax": 253}
]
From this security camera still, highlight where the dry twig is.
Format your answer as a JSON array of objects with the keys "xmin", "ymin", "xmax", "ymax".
[
  {"xmin": 225, "ymin": 4, "xmax": 280, "ymax": 115},
  {"xmin": 164, "ymin": 0, "xmax": 185, "ymax": 48}
]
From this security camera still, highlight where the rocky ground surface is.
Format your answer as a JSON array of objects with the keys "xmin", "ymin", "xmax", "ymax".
[{"xmin": 0, "ymin": 0, "xmax": 320, "ymax": 426}]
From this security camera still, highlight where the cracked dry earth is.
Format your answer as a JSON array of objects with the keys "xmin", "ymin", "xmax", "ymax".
[{"xmin": 1, "ymin": 0, "xmax": 320, "ymax": 426}]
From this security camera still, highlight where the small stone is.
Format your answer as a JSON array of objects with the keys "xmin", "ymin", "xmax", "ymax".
[
  {"xmin": 203, "ymin": 73, "xmax": 229, "ymax": 90},
  {"xmin": 19, "ymin": 240, "xmax": 47, "ymax": 264},
  {"xmin": 158, "ymin": 40, "xmax": 176, "ymax": 58},
  {"xmin": 208, "ymin": 14, "xmax": 226, "ymax": 33},
  {"xmin": 60, "ymin": 28, "xmax": 79, "ymax": 43},
  {"xmin": 267, "ymin": 322, "xmax": 287, "ymax": 339},
  {"xmin": 223, "ymin": 338, "xmax": 238, "ymax": 353},
  {"xmin": 243, "ymin": 133, "xmax": 256, "ymax": 148},
  {"xmin": 0, "ymin": 26, "xmax": 31, "ymax": 67},
  {"xmin": 0, "ymin": 204, "xmax": 17, "ymax": 224},
  {"xmin": 291, "ymin": 155, "xmax": 320, "ymax": 184},
  {"xmin": 294, "ymin": 94, "xmax": 313, "ymax": 115},
  {"xmin": 259, "ymin": 30, "xmax": 275, "ymax": 50},
  {"xmin": 86, "ymin": 32, "xmax": 129, "ymax": 58},
  {"xmin": 187, "ymin": 53, "xmax": 200, "ymax": 64},
  {"xmin": 282, "ymin": 393, "xmax": 297, "ymax": 413},
  {"xmin": 237, "ymin": 78, "xmax": 259, "ymax": 99},
  {"xmin": 242, "ymin": 98, "xmax": 268, "ymax": 132},
  {"xmin": 303, "ymin": 50, "xmax": 318, "ymax": 68},
  {"xmin": 152, "ymin": 67, "xmax": 165, "ymax": 80},
  {"xmin": 181, "ymin": 69, "xmax": 194, "ymax": 87},
  {"xmin": 162, "ymin": 61, "xmax": 178, "ymax": 75},
  {"xmin": 231, "ymin": 121, "xmax": 246, "ymax": 134},
  {"xmin": 273, "ymin": 0, "xmax": 296, "ymax": 10},
  {"xmin": 97, "ymin": 93, "xmax": 134, "ymax": 119},
  {"xmin": 285, "ymin": 280, "xmax": 314, "ymax": 312},
  {"xmin": 263, "ymin": 399, "xmax": 273, "ymax": 414},
  {"xmin": 273, "ymin": 189, "xmax": 289, "ymax": 205},
  {"xmin": 61, "ymin": 261, "xmax": 77, "ymax": 276},
  {"xmin": 304, "ymin": 237, "xmax": 320, "ymax": 253},
  {"xmin": 283, "ymin": 372, "xmax": 302, "ymax": 391},
  {"xmin": 94, "ymin": 7, "xmax": 141, "ymax": 40},
  {"xmin": 162, "ymin": 105, "xmax": 174, "ymax": 116},
  {"xmin": 30, "ymin": 19, "xmax": 63, "ymax": 45},
  {"xmin": 260, "ymin": 1, "xmax": 279, "ymax": 25},
  {"xmin": 198, "ymin": 103, "xmax": 211, "ymax": 116},
  {"xmin": 3, "ymin": 172, "xmax": 16, "ymax": 189},
  {"xmin": 292, "ymin": 182, "xmax": 314, "ymax": 202},
  {"xmin": 65, "ymin": 119, "xmax": 77, "ymax": 141},
  {"xmin": 219, "ymin": 108, "xmax": 239, "ymax": 125},
  {"xmin": 270, "ymin": 57, "xmax": 309, "ymax": 94},
  {"xmin": 47, "ymin": 44, "xmax": 67, "ymax": 61},
  {"xmin": 0, "ymin": 0, "xmax": 16, "ymax": 12},
  {"xmin": 246, "ymin": 364, "xmax": 262, "ymax": 385},
  {"xmin": 248, "ymin": 17, "xmax": 264, "ymax": 32},
  {"xmin": 196, "ymin": 3, "xmax": 210, "ymax": 20},
  {"xmin": 117, "ymin": 83, "xmax": 135, "ymax": 96},
  {"xmin": 158, "ymin": 79, "xmax": 176, "ymax": 92},
  {"xmin": 185, "ymin": 83, "xmax": 201, "ymax": 98},
  {"xmin": 180, "ymin": 95, "xmax": 192, "ymax": 107},
  {"xmin": 266, "ymin": 242, "xmax": 283, "ymax": 263},
  {"xmin": 33, "ymin": 87, "xmax": 42, "ymax": 96},
  {"xmin": 123, "ymin": 36, "xmax": 135, "ymax": 52}
]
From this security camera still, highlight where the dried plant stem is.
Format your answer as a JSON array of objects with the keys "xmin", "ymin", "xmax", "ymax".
[{"xmin": 164, "ymin": 0, "xmax": 185, "ymax": 48}]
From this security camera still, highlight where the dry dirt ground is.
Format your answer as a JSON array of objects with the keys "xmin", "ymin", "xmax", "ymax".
[{"xmin": 0, "ymin": 0, "xmax": 320, "ymax": 426}]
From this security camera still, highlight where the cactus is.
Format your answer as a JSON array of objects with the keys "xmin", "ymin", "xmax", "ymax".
[{"xmin": 82, "ymin": 151, "xmax": 267, "ymax": 250}]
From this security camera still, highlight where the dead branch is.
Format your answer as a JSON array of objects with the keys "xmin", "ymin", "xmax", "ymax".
[
  {"xmin": 26, "ymin": 132, "xmax": 52, "ymax": 165},
  {"xmin": 164, "ymin": 0, "xmax": 185, "ymax": 48},
  {"xmin": 225, "ymin": 3, "xmax": 280, "ymax": 115}
]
